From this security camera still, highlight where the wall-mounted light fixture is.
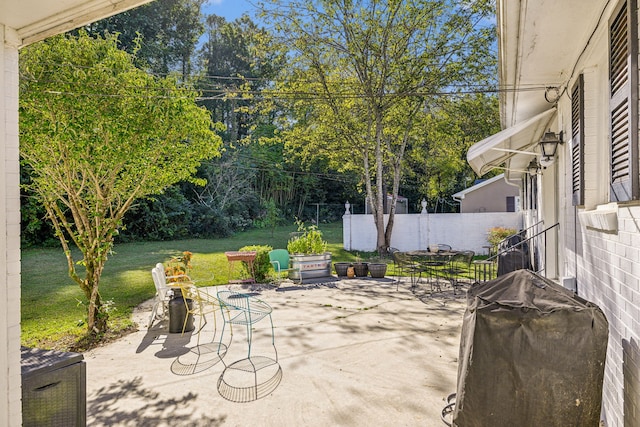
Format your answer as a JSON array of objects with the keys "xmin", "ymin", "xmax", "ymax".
[
  {"xmin": 539, "ymin": 130, "xmax": 564, "ymax": 161},
  {"xmin": 527, "ymin": 158, "xmax": 540, "ymax": 176}
]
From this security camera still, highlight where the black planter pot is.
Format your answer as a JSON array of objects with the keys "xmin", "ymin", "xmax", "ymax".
[
  {"xmin": 368, "ymin": 263, "xmax": 387, "ymax": 278},
  {"xmin": 353, "ymin": 262, "xmax": 369, "ymax": 277},
  {"xmin": 334, "ymin": 262, "xmax": 351, "ymax": 277}
]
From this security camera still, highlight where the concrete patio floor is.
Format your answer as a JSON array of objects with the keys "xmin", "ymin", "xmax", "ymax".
[{"xmin": 83, "ymin": 277, "xmax": 467, "ymax": 426}]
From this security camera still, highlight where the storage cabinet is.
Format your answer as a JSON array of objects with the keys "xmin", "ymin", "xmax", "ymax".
[{"xmin": 21, "ymin": 347, "xmax": 86, "ymax": 427}]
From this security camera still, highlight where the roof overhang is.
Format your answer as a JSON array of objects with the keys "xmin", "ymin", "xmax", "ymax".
[
  {"xmin": 467, "ymin": 108, "xmax": 556, "ymax": 177},
  {"xmin": 1, "ymin": 0, "xmax": 155, "ymax": 48},
  {"xmin": 497, "ymin": 0, "xmax": 608, "ymax": 126}
]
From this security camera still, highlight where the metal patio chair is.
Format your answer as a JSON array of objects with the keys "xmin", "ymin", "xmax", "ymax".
[
  {"xmin": 268, "ymin": 249, "xmax": 300, "ymax": 284},
  {"xmin": 216, "ymin": 290, "xmax": 281, "ymax": 402}
]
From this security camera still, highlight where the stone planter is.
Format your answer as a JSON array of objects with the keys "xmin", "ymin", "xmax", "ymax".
[
  {"xmin": 353, "ymin": 262, "xmax": 369, "ymax": 278},
  {"xmin": 334, "ymin": 262, "xmax": 351, "ymax": 277},
  {"xmin": 368, "ymin": 263, "xmax": 387, "ymax": 278},
  {"xmin": 289, "ymin": 253, "xmax": 332, "ymax": 281}
]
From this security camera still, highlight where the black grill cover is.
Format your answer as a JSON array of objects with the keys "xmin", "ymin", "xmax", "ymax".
[
  {"xmin": 496, "ymin": 249, "xmax": 531, "ymax": 276},
  {"xmin": 453, "ymin": 270, "xmax": 608, "ymax": 427}
]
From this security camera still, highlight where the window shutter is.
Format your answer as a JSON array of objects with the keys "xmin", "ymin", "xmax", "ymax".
[
  {"xmin": 506, "ymin": 196, "xmax": 515, "ymax": 212},
  {"xmin": 609, "ymin": 0, "xmax": 639, "ymax": 202},
  {"xmin": 571, "ymin": 75, "xmax": 584, "ymax": 206}
]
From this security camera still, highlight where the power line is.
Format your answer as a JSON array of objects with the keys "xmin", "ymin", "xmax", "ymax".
[
  {"xmin": 34, "ymin": 83, "xmax": 550, "ymax": 102},
  {"xmin": 23, "ymin": 60, "xmax": 554, "ymax": 101}
]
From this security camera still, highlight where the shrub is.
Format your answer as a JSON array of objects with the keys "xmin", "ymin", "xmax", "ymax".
[
  {"xmin": 487, "ymin": 227, "xmax": 517, "ymax": 250},
  {"xmin": 287, "ymin": 220, "xmax": 328, "ymax": 254},
  {"xmin": 239, "ymin": 244, "xmax": 273, "ymax": 283}
]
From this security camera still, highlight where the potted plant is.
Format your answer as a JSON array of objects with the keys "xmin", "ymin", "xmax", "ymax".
[
  {"xmin": 368, "ymin": 259, "xmax": 388, "ymax": 278},
  {"xmin": 352, "ymin": 254, "xmax": 369, "ymax": 277},
  {"xmin": 334, "ymin": 262, "xmax": 351, "ymax": 277},
  {"xmin": 287, "ymin": 221, "xmax": 332, "ymax": 281}
]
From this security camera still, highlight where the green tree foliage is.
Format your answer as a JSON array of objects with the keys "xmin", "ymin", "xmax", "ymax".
[
  {"xmin": 260, "ymin": 0, "xmax": 497, "ymax": 253},
  {"xmin": 83, "ymin": 0, "xmax": 206, "ymax": 76},
  {"xmin": 19, "ymin": 32, "xmax": 222, "ymax": 335},
  {"xmin": 405, "ymin": 94, "xmax": 500, "ymax": 212},
  {"xmin": 198, "ymin": 15, "xmax": 354, "ymax": 222},
  {"xmin": 198, "ymin": 15, "xmax": 284, "ymax": 143}
]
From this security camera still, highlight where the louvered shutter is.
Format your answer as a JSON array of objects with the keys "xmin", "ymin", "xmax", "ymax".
[
  {"xmin": 609, "ymin": 0, "xmax": 639, "ymax": 202},
  {"xmin": 572, "ymin": 75, "xmax": 584, "ymax": 206}
]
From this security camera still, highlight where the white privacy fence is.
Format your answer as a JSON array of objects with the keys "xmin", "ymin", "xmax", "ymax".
[{"xmin": 342, "ymin": 212, "xmax": 523, "ymax": 254}]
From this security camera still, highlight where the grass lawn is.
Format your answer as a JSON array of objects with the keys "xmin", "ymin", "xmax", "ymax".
[{"xmin": 21, "ymin": 221, "xmax": 382, "ymax": 351}]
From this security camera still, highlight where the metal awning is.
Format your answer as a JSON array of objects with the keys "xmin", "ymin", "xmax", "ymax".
[{"xmin": 467, "ymin": 108, "xmax": 557, "ymax": 176}]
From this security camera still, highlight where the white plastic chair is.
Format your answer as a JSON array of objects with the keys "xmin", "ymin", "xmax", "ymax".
[{"xmin": 148, "ymin": 263, "xmax": 173, "ymax": 328}]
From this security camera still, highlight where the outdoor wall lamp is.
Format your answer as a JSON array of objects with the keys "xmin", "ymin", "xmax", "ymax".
[
  {"xmin": 527, "ymin": 158, "xmax": 540, "ymax": 176},
  {"xmin": 539, "ymin": 130, "xmax": 564, "ymax": 161}
]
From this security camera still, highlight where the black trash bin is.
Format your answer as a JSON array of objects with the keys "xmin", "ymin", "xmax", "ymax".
[
  {"xmin": 21, "ymin": 346, "xmax": 86, "ymax": 427},
  {"xmin": 168, "ymin": 295, "xmax": 195, "ymax": 333},
  {"xmin": 453, "ymin": 270, "xmax": 608, "ymax": 426}
]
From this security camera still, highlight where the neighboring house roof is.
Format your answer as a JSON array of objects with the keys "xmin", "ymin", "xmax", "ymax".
[{"xmin": 452, "ymin": 173, "xmax": 507, "ymax": 201}]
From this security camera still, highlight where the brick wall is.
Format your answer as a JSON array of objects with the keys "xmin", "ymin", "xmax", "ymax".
[
  {"xmin": 1, "ymin": 29, "xmax": 23, "ymax": 427},
  {"xmin": 567, "ymin": 205, "xmax": 640, "ymax": 427}
]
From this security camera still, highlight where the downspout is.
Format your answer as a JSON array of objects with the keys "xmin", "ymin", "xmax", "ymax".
[{"xmin": 452, "ymin": 194, "xmax": 464, "ymax": 210}]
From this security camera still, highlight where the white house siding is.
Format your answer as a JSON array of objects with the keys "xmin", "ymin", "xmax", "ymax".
[
  {"xmin": 0, "ymin": 26, "xmax": 22, "ymax": 427},
  {"xmin": 551, "ymin": 6, "xmax": 640, "ymax": 424},
  {"xmin": 569, "ymin": 213, "xmax": 640, "ymax": 427},
  {"xmin": 343, "ymin": 212, "xmax": 522, "ymax": 253}
]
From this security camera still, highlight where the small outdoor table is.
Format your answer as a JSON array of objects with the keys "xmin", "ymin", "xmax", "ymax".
[
  {"xmin": 225, "ymin": 251, "xmax": 257, "ymax": 284},
  {"xmin": 406, "ymin": 250, "xmax": 458, "ymax": 289}
]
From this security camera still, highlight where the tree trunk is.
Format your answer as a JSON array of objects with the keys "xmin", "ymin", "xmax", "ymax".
[
  {"xmin": 81, "ymin": 253, "xmax": 108, "ymax": 334},
  {"xmin": 48, "ymin": 203, "xmax": 109, "ymax": 336}
]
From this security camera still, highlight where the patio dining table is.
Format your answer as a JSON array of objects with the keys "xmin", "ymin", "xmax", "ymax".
[{"xmin": 405, "ymin": 250, "xmax": 459, "ymax": 289}]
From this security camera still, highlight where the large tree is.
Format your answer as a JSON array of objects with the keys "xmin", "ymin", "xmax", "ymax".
[
  {"xmin": 198, "ymin": 15, "xmax": 285, "ymax": 143},
  {"xmin": 406, "ymin": 93, "xmax": 500, "ymax": 212},
  {"xmin": 83, "ymin": 0, "xmax": 206, "ymax": 76},
  {"xmin": 261, "ymin": 0, "xmax": 496, "ymax": 252},
  {"xmin": 19, "ymin": 32, "xmax": 222, "ymax": 335}
]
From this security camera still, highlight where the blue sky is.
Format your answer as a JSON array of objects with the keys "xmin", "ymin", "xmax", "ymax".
[{"xmin": 202, "ymin": 0, "xmax": 256, "ymax": 20}]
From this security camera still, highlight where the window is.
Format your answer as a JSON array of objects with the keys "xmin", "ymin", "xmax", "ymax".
[
  {"xmin": 571, "ymin": 75, "xmax": 584, "ymax": 206},
  {"xmin": 609, "ymin": 0, "xmax": 639, "ymax": 202},
  {"xmin": 506, "ymin": 196, "xmax": 516, "ymax": 212}
]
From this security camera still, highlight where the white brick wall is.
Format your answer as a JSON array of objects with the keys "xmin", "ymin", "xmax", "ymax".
[
  {"xmin": 565, "ymin": 206, "xmax": 640, "ymax": 427},
  {"xmin": 1, "ymin": 28, "xmax": 22, "ymax": 427}
]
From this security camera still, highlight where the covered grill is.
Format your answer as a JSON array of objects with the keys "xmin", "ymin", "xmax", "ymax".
[{"xmin": 453, "ymin": 270, "xmax": 608, "ymax": 426}]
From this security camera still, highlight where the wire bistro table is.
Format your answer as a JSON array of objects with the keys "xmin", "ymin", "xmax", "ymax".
[{"xmin": 405, "ymin": 250, "xmax": 458, "ymax": 290}]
